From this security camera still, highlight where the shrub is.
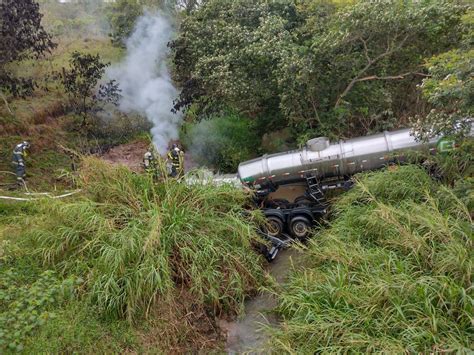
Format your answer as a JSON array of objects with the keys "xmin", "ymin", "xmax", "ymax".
[
  {"xmin": 181, "ymin": 112, "xmax": 260, "ymax": 172},
  {"xmin": 86, "ymin": 112, "xmax": 152, "ymax": 146},
  {"xmin": 0, "ymin": 270, "xmax": 78, "ymax": 352}
]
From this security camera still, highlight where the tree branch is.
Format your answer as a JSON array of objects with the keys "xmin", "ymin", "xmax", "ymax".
[
  {"xmin": 335, "ymin": 34, "xmax": 410, "ymax": 108},
  {"xmin": 358, "ymin": 36, "xmax": 371, "ymax": 63},
  {"xmin": 309, "ymin": 93, "xmax": 321, "ymax": 126},
  {"xmin": 356, "ymin": 72, "xmax": 431, "ymax": 82}
]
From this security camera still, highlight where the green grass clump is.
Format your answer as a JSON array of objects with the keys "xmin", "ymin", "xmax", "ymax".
[
  {"xmin": 269, "ymin": 165, "xmax": 473, "ymax": 353},
  {"xmin": 25, "ymin": 157, "xmax": 265, "ymax": 322}
]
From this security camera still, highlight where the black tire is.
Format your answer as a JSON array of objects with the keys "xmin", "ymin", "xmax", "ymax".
[
  {"xmin": 264, "ymin": 216, "xmax": 284, "ymax": 238},
  {"xmin": 289, "ymin": 216, "xmax": 312, "ymax": 239},
  {"xmin": 294, "ymin": 195, "xmax": 313, "ymax": 206},
  {"xmin": 265, "ymin": 198, "xmax": 290, "ymax": 209}
]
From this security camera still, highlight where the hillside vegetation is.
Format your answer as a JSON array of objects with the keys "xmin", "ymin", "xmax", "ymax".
[
  {"xmin": 268, "ymin": 163, "xmax": 473, "ymax": 353},
  {"xmin": 1, "ymin": 0, "xmax": 472, "ymax": 353},
  {"xmin": 0, "ymin": 36, "xmax": 147, "ymax": 190},
  {"xmin": 0, "ymin": 158, "xmax": 267, "ymax": 352}
]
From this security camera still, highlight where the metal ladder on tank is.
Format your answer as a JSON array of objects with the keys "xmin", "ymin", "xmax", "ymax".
[{"xmin": 305, "ymin": 175, "xmax": 329, "ymax": 207}]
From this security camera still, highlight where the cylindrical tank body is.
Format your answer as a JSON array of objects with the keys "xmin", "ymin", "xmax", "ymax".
[{"xmin": 238, "ymin": 128, "xmax": 442, "ymax": 186}]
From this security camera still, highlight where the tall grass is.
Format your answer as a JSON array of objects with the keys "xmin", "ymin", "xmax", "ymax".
[
  {"xmin": 25, "ymin": 157, "xmax": 265, "ymax": 323},
  {"xmin": 268, "ymin": 165, "xmax": 473, "ymax": 353}
]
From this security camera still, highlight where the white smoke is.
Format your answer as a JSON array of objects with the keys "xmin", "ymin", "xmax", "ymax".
[{"xmin": 108, "ymin": 13, "xmax": 181, "ymax": 153}]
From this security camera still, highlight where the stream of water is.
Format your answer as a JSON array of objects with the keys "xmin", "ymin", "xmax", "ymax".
[{"xmin": 221, "ymin": 248, "xmax": 302, "ymax": 354}]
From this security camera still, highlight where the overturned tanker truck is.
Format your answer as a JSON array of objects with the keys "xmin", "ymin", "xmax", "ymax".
[{"xmin": 237, "ymin": 127, "xmax": 461, "ymax": 260}]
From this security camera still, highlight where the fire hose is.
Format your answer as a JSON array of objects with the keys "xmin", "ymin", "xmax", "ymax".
[
  {"xmin": 0, "ymin": 190, "xmax": 82, "ymax": 201},
  {"xmin": 1, "ymin": 171, "xmax": 81, "ymax": 201}
]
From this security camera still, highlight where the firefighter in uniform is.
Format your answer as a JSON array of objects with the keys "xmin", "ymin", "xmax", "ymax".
[
  {"xmin": 12, "ymin": 141, "xmax": 30, "ymax": 184},
  {"xmin": 167, "ymin": 144, "xmax": 184, "ymax": 178},
  {"xmin": 143, "ymin": 148, "xmax": 159, "ymax": 178}
]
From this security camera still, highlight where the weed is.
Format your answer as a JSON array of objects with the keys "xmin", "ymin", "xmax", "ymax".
[{"xmin": 22, "ymin": 301, "xmax": 139, "ymax": 353}]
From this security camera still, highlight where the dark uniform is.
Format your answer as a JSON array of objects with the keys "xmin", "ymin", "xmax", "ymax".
[
  {"xmin": 12, "ymin": 141, "xmax": 30, "ymax": 183},
  {"xmin": 167, "ymin": 145, "xmax": 184, "ymax": 178}
]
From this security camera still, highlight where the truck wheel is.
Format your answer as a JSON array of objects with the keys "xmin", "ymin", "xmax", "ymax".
[
  {"xmin": 265, "ymin": 216, "xmax": 284, "ymax": 237},
  {"xmin": 295, "ymin": 196, "xmax": 312, "ymax": 206},
  {"xmin": 289, "ymin": 216, "xmax": 311, "ymax": 239},
  {"xmin": 265, "ymin": 198, "xmax": 289, "ymax": 209}
]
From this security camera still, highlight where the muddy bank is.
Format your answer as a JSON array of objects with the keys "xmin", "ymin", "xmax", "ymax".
[
  {"xmin": 220, "ymin": 248, "xmax": 302, "ymax": 354},
  {"xmin": 101, "ymin": 139, "xmax": 198, "ymax": 172},
  {"xmin": 101, "ymin": 140, "xmax": 149, "ymax": 172}
]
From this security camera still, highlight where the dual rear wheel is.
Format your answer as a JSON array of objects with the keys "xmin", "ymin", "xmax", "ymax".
[
  {"xmin": 289, "ymin": 216, "xmax": 311, "ymax": 239},
  {"xmin": 264, "ymin": 215, "xmax": 311, "ymax": 239}
]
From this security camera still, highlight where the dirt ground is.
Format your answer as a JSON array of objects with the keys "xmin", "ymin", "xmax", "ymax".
[
  {"xmin": 101, "ymin": 140, "xmax": 198, "ymax": 172},
  {"xmin": 101, "ymin": 140, "xmax": 149, "ymax": 172}
]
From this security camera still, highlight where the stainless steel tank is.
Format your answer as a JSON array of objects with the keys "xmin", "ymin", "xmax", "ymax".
[{"xmin": 238, "ymin": 128, "xmax": 444, "ymax": 186}]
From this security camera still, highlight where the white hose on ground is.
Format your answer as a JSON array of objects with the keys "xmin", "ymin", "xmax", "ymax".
[{"xmin": 0, "ymin": 190, "xmax": 82, "ymax": 202}]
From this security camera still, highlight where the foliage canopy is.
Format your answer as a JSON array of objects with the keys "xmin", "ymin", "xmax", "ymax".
[
  {"xmin": 0, "ymin": 0, "xmax": 56, "ymax": 97},
  {"xmin": 171, "ymin": 0, "xmax": 468, "ymax": 139}
]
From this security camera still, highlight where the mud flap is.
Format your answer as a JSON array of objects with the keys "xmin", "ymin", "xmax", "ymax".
[{"xmin": 260, "ymin": 233, "xmax": 291, "ymax": 262}]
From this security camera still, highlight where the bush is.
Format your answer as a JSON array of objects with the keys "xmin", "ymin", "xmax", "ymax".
[
  {"xmin": 268, "ymin": 165, "xmax": 473, "ymax": 353},
  {"xmin": 0, "ymin": 270, "xmax": 78, "ymax": 352},
  {"xmin": 25, "ymin": 157, "xmax": 265, "ymax": 322},
  {"xmin": 181, "ymin": 112, "xmax": 260, "ymax": 172},
  {"xmin": 87, "ymin": 112, "xmax": 152, "ymax": 146},
  {"xmin": 105, "ymin": 0, "xmax": 142, "ymax": 47},
  {"xmin": 404, "ymin": 138, "xmax": 474, "ymax": 185}
]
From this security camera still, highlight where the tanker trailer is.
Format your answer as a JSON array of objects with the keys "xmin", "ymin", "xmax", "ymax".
[{"xmin": 238, "ymin": 128, "xmax": 458, "ymax": 242}]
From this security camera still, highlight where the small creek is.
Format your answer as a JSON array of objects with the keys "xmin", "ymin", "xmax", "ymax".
[{"xmin": 220, "ymin": 248, "xmax": 302, "ymax": 354}]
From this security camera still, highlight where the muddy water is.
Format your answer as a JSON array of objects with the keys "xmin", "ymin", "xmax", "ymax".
[{"xmin": 221, "ymin": 248, "xmax": 302, "ymax": 354}]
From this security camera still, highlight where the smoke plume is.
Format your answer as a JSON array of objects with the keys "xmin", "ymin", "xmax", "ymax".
[{"xmin": 108, "ymin": 13, "xmax": 181, "ymax": 153}]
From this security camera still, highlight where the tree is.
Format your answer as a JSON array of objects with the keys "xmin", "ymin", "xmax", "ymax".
[
  {"xmin": 106, "ymin": 0, "xmax": 143, "ymax": 47},
  {"xmin": 106, "ymin": 0, "xmax": 202, "ymax": 47},
  {"xmin": 171, "ymin": 0, "xmax": 467, "ymax": 140},
  {"xmin": 277, "ymin": 0, "xmax": 466, "ymax": 136},
  {"xmin": 62, "ymin": 51, "xmax": 121, "ymax": 126},
  {"xmin": 411, "ymin": 10, "xmax": 473, "ymax": 141},
  {"xmin": 170, "ymin": 0, "xmax": 301, "ymax": 123},
  {"xmin": 0, "ymin": 0, "xmax": 56, "ymax": 110}
]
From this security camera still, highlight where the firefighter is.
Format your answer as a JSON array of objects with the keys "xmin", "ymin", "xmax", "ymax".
[
  {"xmin": 167, "ymin": 144, "xmax": 184, "ymax": 178},
  {"xmin": 12, "ymin": 141, "xmax": 30, "ymax": 183},
  {"xmin": 143, "ymin": 149, "xmax": 157, "ymax": 175}
]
